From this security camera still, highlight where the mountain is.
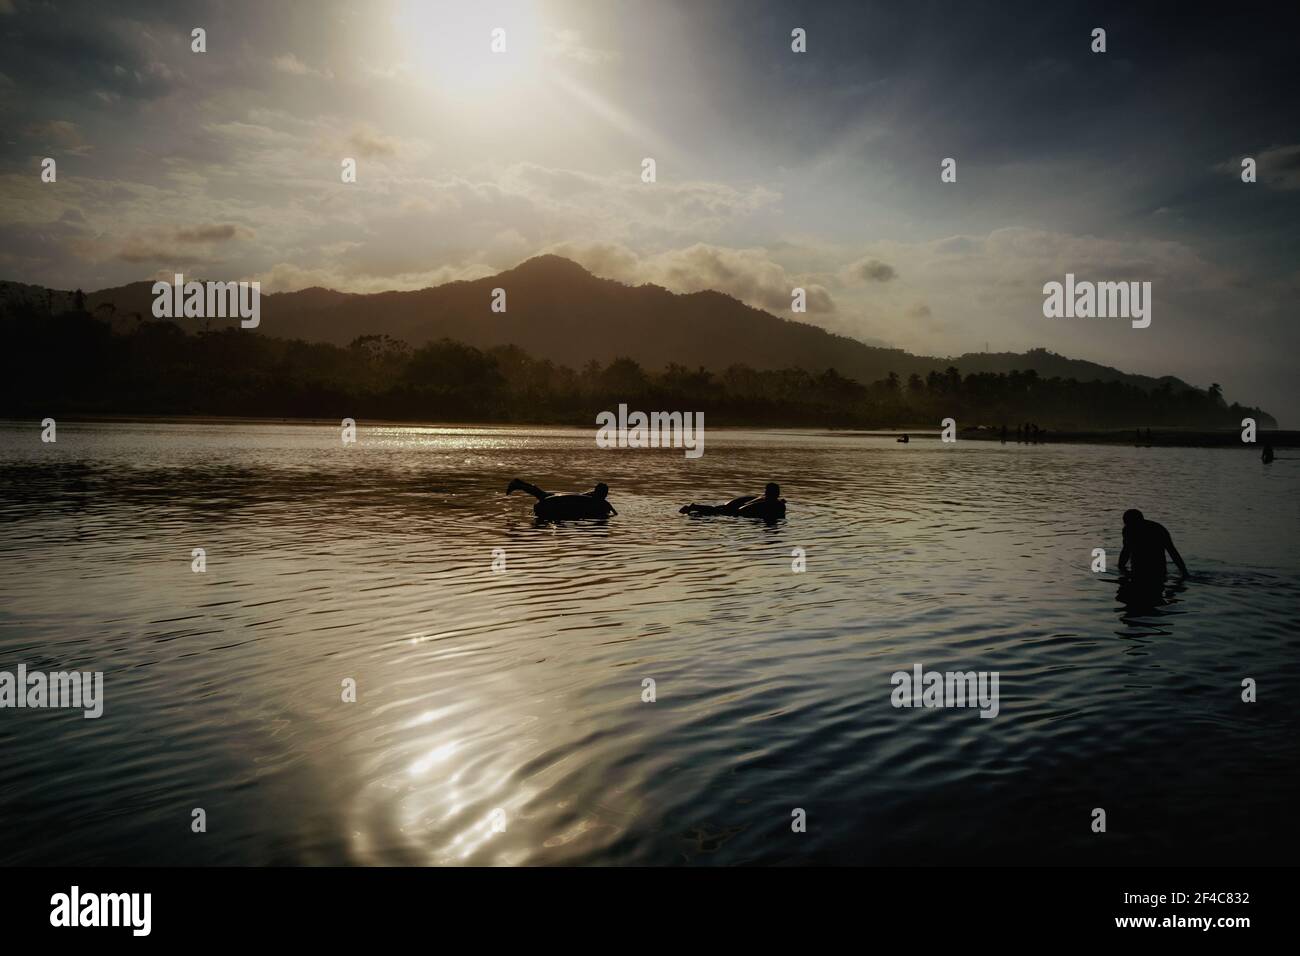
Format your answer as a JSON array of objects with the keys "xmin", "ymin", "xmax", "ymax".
[{"xmin": 0, "ymin": 255, "xmax": 1213, "ymax": 395}]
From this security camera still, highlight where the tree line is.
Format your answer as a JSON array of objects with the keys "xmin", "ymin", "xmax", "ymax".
[{"xmin": 0, "ymin": 304, "xmax": 1273, "ymax": 429}]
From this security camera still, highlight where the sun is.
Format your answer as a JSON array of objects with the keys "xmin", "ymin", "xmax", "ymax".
[{"xmin": 393, "ymin": 0, "xmax": 546, "ymax": 99}]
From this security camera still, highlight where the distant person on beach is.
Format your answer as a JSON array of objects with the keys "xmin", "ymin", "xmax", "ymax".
[
  {"xmin": 1000, "ymin": 425, "xmax": 1007, "ymax": 444},
  {"xmin": 1262, "ymin": 442, "xmax": 1275, "ymax": 463},
  {"xmin": 680, "ymin": 482, "xmax": 786, "ymax": 520},
  {"xmin": 507, "ymin": 478, "xmax": 617, "ymax": 520},
  {"xmin": 1119, "ymin": 509, "xmax": 1188, "ymax": 579}
]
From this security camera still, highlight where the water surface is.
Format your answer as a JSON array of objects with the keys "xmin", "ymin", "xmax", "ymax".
[{"xmin": 1, "ymin": 421, "xmax": 1297, "ymax": 865}]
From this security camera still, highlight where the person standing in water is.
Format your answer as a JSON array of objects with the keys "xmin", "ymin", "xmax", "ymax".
[{"xmin": 1118, "ymin": 509, "xmax": 1188, "ymax": 579}]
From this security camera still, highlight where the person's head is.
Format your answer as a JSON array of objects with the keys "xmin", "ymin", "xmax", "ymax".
[
  {"xmin": 765, "ymin": 482, "xmax": 780, "ymax": 499},
  {"xmin": 592, "ymin": 482, "xmax": 609, "ymax": 499},
  {"xmin": 1123, "ymin": 509, "xmax": 1144, "ymax": 528}
]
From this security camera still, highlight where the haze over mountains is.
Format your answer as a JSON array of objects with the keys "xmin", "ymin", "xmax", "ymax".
[{"xmin": 0, "ymin": 254, "xmax": 1234, "ymax": 402}]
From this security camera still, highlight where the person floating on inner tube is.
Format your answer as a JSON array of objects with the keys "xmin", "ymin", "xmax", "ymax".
[
  {"xmin": 679, "ymin": 482, "xmax": 786, "ymax": 520},
  {"xmin": 507, "ymin": 478, "xmax": 617, "ymax": 520}
]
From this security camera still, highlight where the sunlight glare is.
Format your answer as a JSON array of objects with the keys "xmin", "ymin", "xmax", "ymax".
[{"xmin": 394, "ymin": 0, "xmax": 546, "ymax": 99}]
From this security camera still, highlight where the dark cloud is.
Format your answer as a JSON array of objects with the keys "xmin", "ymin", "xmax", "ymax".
[
  {"xmin": 175, "ymin": 223, "xmax": 249, "ymax": 242},
  {"xmin": 858, "ymin": 259, "xmax": 896, "ymax": 282},
  {"xmin": 1258, "ymin": 144, "xmax": 1300, "ymax": 191},
  {"xmin": 115, "ymin": 223, "xmax": 250, "ymax": 262}
]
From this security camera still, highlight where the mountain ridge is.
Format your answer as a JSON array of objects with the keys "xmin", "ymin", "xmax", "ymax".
[{"xmin": 0, "ymin": 255, "xmax": 1239, "ymax": 402}]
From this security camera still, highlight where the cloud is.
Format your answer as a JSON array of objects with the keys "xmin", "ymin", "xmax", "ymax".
[
  {"xmin": 271, "ymin": 53, "xmax": 332, "ymax": 79},
  {"xmin": 347, "ymin": 126, "xmax": 398, "ymax": 159},
  {"xmin": 848, "ymin": 257, "xmax": 897, "ymax": 283},
  {"xmin": 1216, "ymin": 145, "xmax": 1300, "ymax": 190},
  {"xmin": 541, "ymin": 240, "xmax": 641, "ymax": 281},
  {"xmin": 547, "ymin": 29, "xmax": 619, "ymax": 66},
  {"xmin": 70, "ymin": 223, "xmax": 255, "ymax": 265},
  {"xmin": 902, "ymin": 302, "xmax": 946, "ymax": 334},
  {"xmin": 175, "ymin": 223, "xmax": 254, "ymax": 243},
  {"xmin": 24, "ymin": 119, "xmax": 92, "ymax": 155},
  {"xmin": 542, "ymin": 240, "xmax": 835, "ymax": 315},
  {"xmin": 1255, "ymin": 144, "xmax": 1300, "ymax": 190},
  {"xmin": 502, "ymin": 162, "xmax": 780, "ymax": 238}
]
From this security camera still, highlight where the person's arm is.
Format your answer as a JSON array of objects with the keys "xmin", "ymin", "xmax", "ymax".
[
  {"xmin": 1118, "ymin": 531, "xmax": 1130, "ymax": 571},
  {"xmin": 1165, "ymin": 531, "xmax": 1188, "ymax": 576}
]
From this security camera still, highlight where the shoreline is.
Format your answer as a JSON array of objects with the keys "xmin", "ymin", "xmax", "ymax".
[
  {"xmin": 828, "ymin": 427, "xmax": 1298, "ymax": 449},
  {"xmin": 2, "ymin": 414, "xmax": 1294, "ymax": 450}
]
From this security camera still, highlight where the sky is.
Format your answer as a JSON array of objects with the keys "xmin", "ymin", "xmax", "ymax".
[{"xmin": 1, "ymin": 0, "xmax": 1298, "ymax": 421}]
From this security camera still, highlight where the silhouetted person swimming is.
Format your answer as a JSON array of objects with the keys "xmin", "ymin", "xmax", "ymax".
[
  {"xmin": 507, "ymin": 478, "xmax": 617, "ymax": 520},
  {"xmin": 1119, "ymin": 509, "xmax": 1188, "ymax": 580},
  {"xmin": 897, "ymin": 434, "xmax": 909, "ymax": 443},
  {"xmin": 680, "ymin": 482, "xmax": 786, "ymax": 520}
]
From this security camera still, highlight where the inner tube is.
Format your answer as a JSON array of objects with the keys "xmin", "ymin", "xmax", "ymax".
[{"xmin": 535, "ymin": 494, "xmax": 614, "ymax": 520}]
